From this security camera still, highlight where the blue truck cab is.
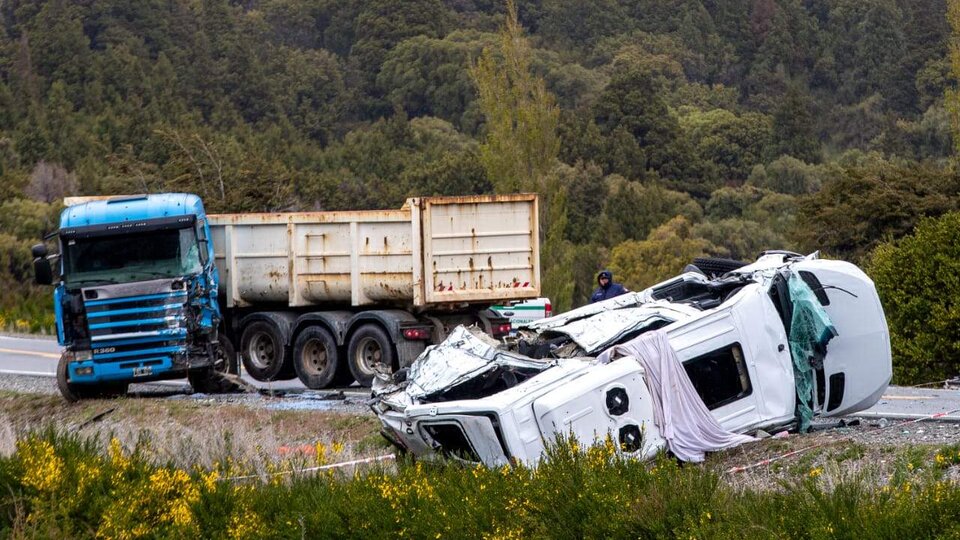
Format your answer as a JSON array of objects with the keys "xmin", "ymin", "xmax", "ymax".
[{"xmin": 32, "ymin": 194, "xmax": 235, "ymax": 401}]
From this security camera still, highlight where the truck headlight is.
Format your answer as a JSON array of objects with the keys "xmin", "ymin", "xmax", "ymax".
[{"xmin": 75, "ymin": 350, "xmax": 92, "ymax": 361}]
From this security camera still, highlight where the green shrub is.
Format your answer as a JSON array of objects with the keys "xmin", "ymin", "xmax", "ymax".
[
  {"xmin": 8, "ymin": 431, "xmax": 960, "ymax": 539},
  {"xmin": 868, "ymin": 211, "xmax": 960, "ymax": 384}
]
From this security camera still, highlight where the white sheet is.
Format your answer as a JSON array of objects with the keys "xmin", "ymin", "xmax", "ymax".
[{"xmin": 598, "ymin": 330, "xmax": 755, "ymax": 462}]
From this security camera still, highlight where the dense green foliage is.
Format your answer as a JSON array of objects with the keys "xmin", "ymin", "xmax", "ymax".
[
  {"xmin": 1, "ymin": 0, "xmax": 960, "ymax": 382},
  {"xmin": 869, "ymin": 212, "xmax": 960, "ymax": 384},
  {"xmin": 8, "ymin": 430, "xmax": 960, "ymax": 538}
]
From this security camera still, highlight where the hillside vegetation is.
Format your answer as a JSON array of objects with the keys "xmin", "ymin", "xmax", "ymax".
[{"xmin": 1, "ymin": 0, "xmax": 958, "ymax": 381}]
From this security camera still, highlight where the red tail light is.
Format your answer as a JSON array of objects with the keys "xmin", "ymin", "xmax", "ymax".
[
  {"xmin": 492, "ymin": 323, "xmax": 513, "ymax": 336},
  {"xmin": 402, "ymin": 328, "xmax": 431, "ymax": 340},
  {"xmin": 544, "ymin": 301, "xmax": 552, "ymax": 318}
]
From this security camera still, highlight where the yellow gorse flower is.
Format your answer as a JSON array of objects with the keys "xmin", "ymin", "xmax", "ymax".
[
  {"xmin": 18, "ymin": 438, "xmax": 64, "ymax": 493},
  {"xmin": 315, "ymin": 441, "xmax": 328, "ymax": 465},
  {"xmin": 97, "ymin": 467, "xmax": 202, "ymax": 539}
]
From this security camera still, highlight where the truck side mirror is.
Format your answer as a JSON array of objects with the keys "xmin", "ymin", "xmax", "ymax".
[
  {"xmin": 196, "ymin": 220, "xmax": 210, "ymax": 265},
  {"xmin": 32, "ymin": 243, "xmax": 53, "ymax": 285},
  {"xmin": 34, "ymin": 256, "xmax": 53, "ymax": 285}
]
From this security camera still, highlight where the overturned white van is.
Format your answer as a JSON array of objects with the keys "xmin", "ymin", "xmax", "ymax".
[{"xmin": 371, "ymin": 252, "xmax": 892, "ymax": 466}]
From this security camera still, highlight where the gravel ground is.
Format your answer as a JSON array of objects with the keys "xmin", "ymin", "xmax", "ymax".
[
  {"xmin": 715, "ymin": 416, "xmax": 960, "ymax": 491},
  {"xmin": 0, "ymin": 373, "xmax": 371, "ymax": 414},
  {"xmin": 0, "ymin": 373, "xmax": 193, "ymax": 398}
]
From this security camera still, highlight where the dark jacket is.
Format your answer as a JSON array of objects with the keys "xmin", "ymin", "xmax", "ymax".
[{"xmin": 589, "ymin": 270, "xmax": 628, "ymax": 303}]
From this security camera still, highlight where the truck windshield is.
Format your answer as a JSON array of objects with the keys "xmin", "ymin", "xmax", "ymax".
[{"xmin": 63, "ymin": 227, "xmax": 201, "ymax": 287}]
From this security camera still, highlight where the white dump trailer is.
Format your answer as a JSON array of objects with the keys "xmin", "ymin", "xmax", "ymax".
[{"xmin": 208, "ymin": 194, "xmax": 540, "ymax": 309}]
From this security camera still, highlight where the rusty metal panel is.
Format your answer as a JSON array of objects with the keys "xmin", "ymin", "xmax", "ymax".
[
  {"xmin": 208, "ymin": 194, "xmax": 538, "ymax": 309},
  {"xmin": 210, "ymin": 208, "xmax": 416, "ymax": 308},
  {"xmin": 356, "ymin": 220, "xmax": 415, "ymax": 305},
  {"xmin": 292, "ymin": 221, "xmax": 353, "ymax": 306},
  {"xmin": 421, "ymin": 194, "xmax": 540, "ymax": 304},
  {"xmin": 411, "ymin": 199, "xmax": 424, "ymax": 306},
  {"xmin": 233, "ymin": 222, "xmax": 289, "ymax": 305}
]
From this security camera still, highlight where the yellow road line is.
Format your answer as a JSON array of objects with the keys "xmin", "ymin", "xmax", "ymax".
[{"xmin": 0, "ymin": 347, "xmax": 60, "ymax": 359}]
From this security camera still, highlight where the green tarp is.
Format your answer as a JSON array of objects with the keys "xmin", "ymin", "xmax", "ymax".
[{"xmin": 787, "ymin": 271, "xmax": 837, "ymax": 432}]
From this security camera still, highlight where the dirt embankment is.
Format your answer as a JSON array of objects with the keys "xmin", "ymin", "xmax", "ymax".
[{"xmin": 0, "ymin": 387, "xmax": 389, "ymax": 470}]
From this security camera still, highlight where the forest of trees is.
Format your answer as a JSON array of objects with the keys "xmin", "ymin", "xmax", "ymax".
[{"xmin": 1, "ymin": 0, "xmax": 959, "ymax": 382}]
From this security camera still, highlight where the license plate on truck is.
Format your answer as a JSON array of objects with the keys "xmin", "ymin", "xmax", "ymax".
[{"xmin": 133, "ymin": 366, "xmax": 152, "ymax": 377}]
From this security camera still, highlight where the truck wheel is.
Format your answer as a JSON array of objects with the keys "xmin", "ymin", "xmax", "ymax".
[
  {"xmin": 691, "ymin": 257, "xmax": 748, "ymax": 278},
  {"xmin": 347, "ymin": 325, "xmax": 395, "ymax": 387},
  {"xmin": 293, "ymin": 326, "xmax": 344, "ymax": 389},
  {"xmin": 240, "ymin": 321, "xmax": 287, "ymax": 381},
  {"xmin": 188, "ymin": 335, "xmax": 241, "ymax": 394},
  {"xmin": 56, "ymin": 353, "xmax": 127, "ymax": 402}
]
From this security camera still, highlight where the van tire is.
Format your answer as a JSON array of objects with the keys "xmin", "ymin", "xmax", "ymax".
[
  {"xmin": 347, "ymin": 324, "xmax": 395, "ymax": 388},
  {"xmin": 293, "ymin": 326, "xmax": 342, "ymax": 389},
  {"xmin": 692, "ymin": 257, "xmax": 748, "ymax": 277},
  {"xmin": 240, "ymin": 321, "xmax": 287, "ymax": 381}
]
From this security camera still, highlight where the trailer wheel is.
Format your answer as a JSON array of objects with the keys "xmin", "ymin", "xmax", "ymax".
[
  {"xmin": 56, "ymin": 353, "xmax": 127, "ymax": 402},
  {"xmin": 240, "ymin": 321, "xmax": 287, "ymax": 381},
  {"xmin": 293, "ymin": 326, "xmax": 344, "ymax": 389},
  {"xmin": 347, "ymin": 324, "xmax": 395, "ymax": 387},
  {"xmin": 188, "ymin": 334, "xmax": 241, "ymax": 393}
]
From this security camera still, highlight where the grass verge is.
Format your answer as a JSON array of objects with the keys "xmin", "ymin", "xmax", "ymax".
[{"xmin": 5, "ymin": 431, "xmax": 960, "ymax": 539}]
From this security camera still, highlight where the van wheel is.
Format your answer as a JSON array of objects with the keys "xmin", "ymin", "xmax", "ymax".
[
  {"xmin": 691, "ymin": 257, "xmax": 748, "ymax": 278},
  {"xmin": 293, "ymin": 326, "xmax": 345, "ymax": 389},
  {"xmin": 240, "ymin": 321, "xmax": 287, "ymax": 381},
  {"xmin": 188, "ymin": 335, "xmax": 240, "ymax": 393},
  {"xmin": 347, "ymin": 325, "xmax": 395, "ymax": 387},
  {"xmin": 57, "ymin": 354, "xmax": 127, "ymax": 402}
]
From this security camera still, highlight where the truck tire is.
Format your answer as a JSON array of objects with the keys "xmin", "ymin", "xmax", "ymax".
[
  {"xmin": 347, "ymin": 324, "xmax": 395, "ymax": 387},
  {"xmin": 692, "ymin": 257, "xmax": 748, "ymax": 278},
  {"xmin": 188, "ymin": 335, "xmax": 241, "ymax": 394},
  {"xmin": 293, "ymin": 326, "xmax": 348, "ymax": 389},
  {"xmin": 57, "ymin": 353, "xmax": 127, "ymax": 402},
  {"xmin": 240, "ymin": 321, "xmax": 288, "ymax": 381}
]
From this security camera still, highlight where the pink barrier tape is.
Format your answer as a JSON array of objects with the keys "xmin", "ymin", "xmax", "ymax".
[
  {"xmin": 724, "ymin": 408, "xmax": 960, "ymax": 475},
  {"xmin": 221, "ymin": 453, "xmax": 397, "ymax": 482}
]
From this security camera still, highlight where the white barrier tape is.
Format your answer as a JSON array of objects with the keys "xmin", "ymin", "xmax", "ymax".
[
  {"xmin": 724, "ymin": 408, "xmax": 960, "ymax": 475},
  {"xmin": 221, "ymin": 453, "xmax": 397, "ymax": 481}
]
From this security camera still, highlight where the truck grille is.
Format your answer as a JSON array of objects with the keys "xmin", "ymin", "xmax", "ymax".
[{"xmin": 84, "ymin": 291, "xmax": 189, "ymax": 364}]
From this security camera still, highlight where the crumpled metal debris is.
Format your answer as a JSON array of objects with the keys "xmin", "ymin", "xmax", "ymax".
[
  {"xmin": 373, "ymin": 325, "xmax": 552, "ymax": 410},
  {"xmin": 534, "ymin": 302, "xmax": 699, "ymax": 355}
]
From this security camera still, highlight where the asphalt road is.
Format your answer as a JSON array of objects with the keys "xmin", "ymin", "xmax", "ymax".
[
  {"xmin": 0, "ymin": 334, "xmax": 367, "ymax": 396},
  {"xmin": 2, "ymin": 334, "xmax": 959, "ymax": 419}
]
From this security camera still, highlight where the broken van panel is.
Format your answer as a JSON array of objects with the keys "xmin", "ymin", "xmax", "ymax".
[
  {"xmin": 524, "ymin": 301, "xmax": 700, "ymax": 356},
  {"xmin": 401, "ymin": 325, "xmax": 552, "ymax": 402},
  {"xmin": 371, "ymin": 252, "xmax": 892, "ymax": 466}
]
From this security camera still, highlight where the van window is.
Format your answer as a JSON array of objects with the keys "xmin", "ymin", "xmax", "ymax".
[{"xmin": 684, "ymin": 343, "xmax": 752, "ymax": 410}]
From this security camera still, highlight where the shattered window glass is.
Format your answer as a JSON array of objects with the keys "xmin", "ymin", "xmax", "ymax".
[{"xmin": 683, "ymin": 343, "xmax": 752, "ymax": 410}]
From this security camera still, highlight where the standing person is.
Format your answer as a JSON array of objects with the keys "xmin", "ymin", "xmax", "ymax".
[{"xmin": 590, "ymin": 270, "xmax": 629, "ymax": 303}]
